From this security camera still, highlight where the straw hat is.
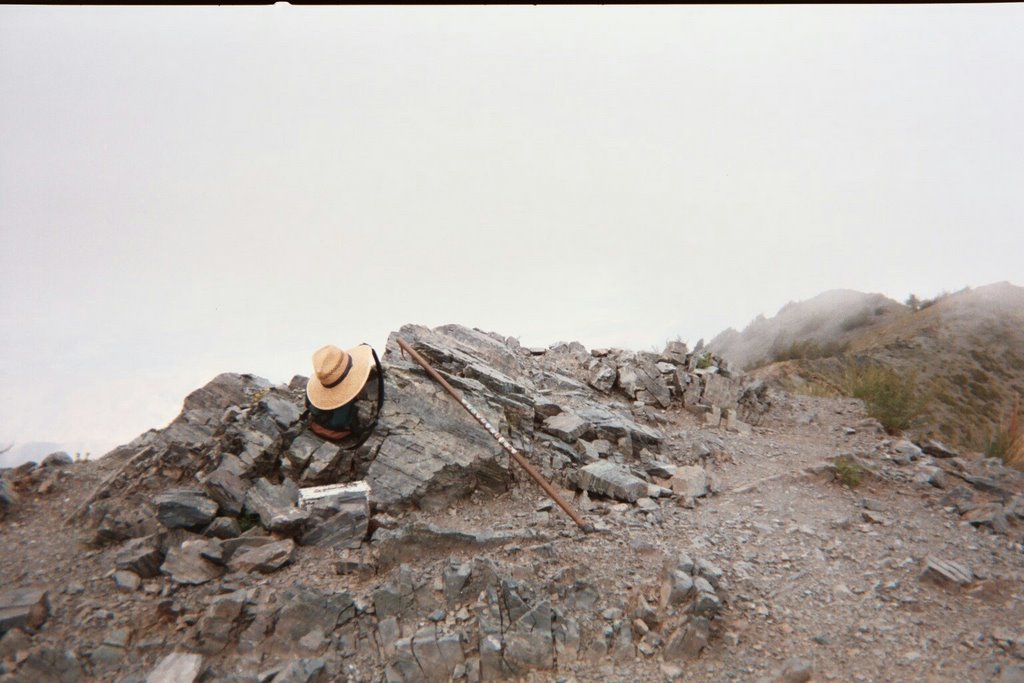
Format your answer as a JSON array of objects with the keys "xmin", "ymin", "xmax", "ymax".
[{"xmin": 306, "ymin": 344, "xmax": 375, "ymax": 410}]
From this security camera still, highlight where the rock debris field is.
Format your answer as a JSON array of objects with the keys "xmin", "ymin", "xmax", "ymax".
[{"xmin": 1, "ymin": 323, "xmax": 1022, "ymax": 682}]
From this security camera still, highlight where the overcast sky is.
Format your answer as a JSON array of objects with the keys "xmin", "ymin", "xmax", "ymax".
[{"xmin": 1, "ymin": 5, "xmax": 1022, "ymax": 460}]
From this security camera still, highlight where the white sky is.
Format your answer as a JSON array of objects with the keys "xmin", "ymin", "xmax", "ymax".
[{"xmin": 1, "ymin": 5, "xmax": 1022, "ymax": 457}]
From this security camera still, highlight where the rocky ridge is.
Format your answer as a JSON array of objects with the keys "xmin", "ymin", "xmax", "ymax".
[{"xmin": 1, "ymin": 323, "xmax": 1022, "ymax": 682}]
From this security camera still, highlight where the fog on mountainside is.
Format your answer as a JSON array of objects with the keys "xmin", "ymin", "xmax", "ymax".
[
  {"xmin": 712, "ymin": 282, "xmax": 1024, "ymax": 451},
  {"xmin": 707, "ymin": 289, "xmax": 910, "ymax": 371}
]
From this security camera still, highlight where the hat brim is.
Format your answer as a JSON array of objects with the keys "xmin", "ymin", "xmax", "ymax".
[{"xmin": 306, "ymin": 344, "xmax": 375, "ymax": 410}]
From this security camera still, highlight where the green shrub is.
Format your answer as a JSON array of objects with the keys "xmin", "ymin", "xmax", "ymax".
[
  {"xmin": 238, "ymin": 510, "xmax": 262, "ymax": 533},
  {"xmin": 843, "ymin": 364, "xmax": 925, "ymax": 434},
  {"xmin": 770, "ymin": 339, "xmax": 848, "ymax": 363},
  {"xmin": 695, "ymin": 353, "xmax": 712, "ymax": 370},
  {"xmin": 834, "ymin": 457, "xmax": 864, "ymax": 488}
]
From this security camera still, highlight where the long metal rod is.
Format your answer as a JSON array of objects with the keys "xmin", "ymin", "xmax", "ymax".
[{"xmin": 396, "ymin": 337, "xmax": 593, "ymax": 532}]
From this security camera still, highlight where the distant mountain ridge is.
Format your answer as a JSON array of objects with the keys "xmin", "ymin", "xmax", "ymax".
[
  {"xmin": 708, "ymin": 288, "xmax": 909, "ymax": 370},
  {"xmin": 708, "ymin": 282, "xmax": 1024, "ymax": 450}
]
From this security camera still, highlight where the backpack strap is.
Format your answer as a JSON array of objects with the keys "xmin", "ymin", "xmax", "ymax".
[{"xmin": 343, "ymin": 346, "xmax": 385, "ymax": 450}]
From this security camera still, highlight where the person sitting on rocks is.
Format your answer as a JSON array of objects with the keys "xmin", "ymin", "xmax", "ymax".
[{"xmin": 306, "ymin": 343, "xmax": 383, "ymax": 444}]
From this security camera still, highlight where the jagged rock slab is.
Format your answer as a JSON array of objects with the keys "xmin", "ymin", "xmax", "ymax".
[
  {"xmin": 153, "ymin": 489, "xmax": 219, "ymax": 530},
  {"xmin": 578, "ymin": 461, "xmax": 649, "ymax": 503},
  {"xmin": 222, "ymin": 535, "xmax": 276, "ymax": 561},
  {"xmin": 161, "ymin": 540, "xmax": 224, "ymax": 585},
  {"xmin": 115, "ymin": 536, "xmax": 165, "ymax": 578},
  {"xmin": 702, "ymin": 374, "xmax": 741, "ymax": 411},
  {"xmin": 201, "ymin": 468, "xmax": 248, "ymax": 518},
  {"xmin": 663, "ymin": 616, "xmax": 710, "ymax": 660},
  {"xmin": 364, "ymin": 324, "xmax": 562, "ymax": 512},
  {"xmin": 244, "ymin": 478, "xmax": 310, "ymax": 535},
  {"xmin": 919, "ymin": 439, "xmax": 959, "ymax": 459},
  {"xmin": 195, "ymin": 591, "xmax": 248, "ymax": 655},
  {"xmin": 146, "ymin": 652, "xmax": 203, "ymax": 683},
  {"xmin": 365, "ymin": 368, "xmax": 512, "ymax": 511},
  {"xmin": 274, "ymin": 585, "xmax": 355, "ymax": 645},
  {"xmin": 961, "ymin": 503, "xmax": 1010, "ymax": 534},
  {"xmin": 299, "ymin": 485, "xmax": 369, "ymax": 549},
  {"xmin": 259, "ymin": 394, "xmax": 302, "ymax": 429},
  {"xmin": 588, "ymin": 362, "xmax": 616, "ymax": 392},
  {"xmin": 373, "ymin": 523, "xmax": 544, "ymax": 567},
  {"xmin": 921, "ymin": 556, "xmax": 973, "ymax": 587},
  {"xmin": 298, "ymin": 440, "xmax": 350, "ymax": 486},
  {"xmin": 204, "ymin": 516, "xmax": 241, "ymax": 539},
  {"xmin": 105, "ymin": 374, "xmax": 270, "ymax": 464},
  {"xmin": 388, "ymin": 627, "xmax": 466, "ymax": 682},
  {"xmin": 0, "ymin": 587, "xmax": 49, "ymax": 635},
  {"xmin": 228, "ymin": 539, "xmax": 295, "ymax": 574},
  {"xmin": 575, "ymin": 405, "xmax": 664, "ymax": 451},
  {"xmin": 541, "ymin": 412, "xmax": 589, "ymax": 443}
]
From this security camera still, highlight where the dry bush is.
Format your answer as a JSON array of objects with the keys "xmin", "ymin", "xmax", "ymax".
[{"xmin": 986, "ymin": 397, "xmax": 1024, "ymax": 470}]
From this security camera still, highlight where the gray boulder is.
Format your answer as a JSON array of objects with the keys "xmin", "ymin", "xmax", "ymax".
[
  {"xmin": 541, "ymin": 412, "xmax": 589, "ymax": 443},
  {"xmin": 587, "ymin": 363, "xmax": 617, "ymax": 393},
  {"xmin": 154, "ymin": 489, "xmax": 219, "ymax": 530},
  {"xmin": 41, "ymin": 451, "xmax": 73, "ymax": 467},
  {"xmin": 202, "ymin": 468, "xmax": 248, "ymax": 518},
  {"xmin": 670, "ymin": 466, "xmax": 708, "ymax": 498},
  {"xmin": 578, "ymin": 461, "xmax": 649, "ymax": 503}
]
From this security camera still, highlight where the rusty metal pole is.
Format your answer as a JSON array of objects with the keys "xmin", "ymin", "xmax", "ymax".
[{"xmin": 396, "ymin": 337, "xmax": 594, "ymax": 533}]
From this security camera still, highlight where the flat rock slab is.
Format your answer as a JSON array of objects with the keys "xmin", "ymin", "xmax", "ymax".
[
  {"xmin": 373, "ymin": 523, "xmax": 544, "ymax": 567},
  {"xmin": 0, "ymin": 587, "xmax": 49, "ymax": 635},
  {"xmin": 228, "ymin": 539, "xmax": 295, "ymax": 574},
  {"xmin": 921, "ymin": 556, "xmax": 973, "ymax": 587},
  {"xmin": 154, "ymin": 489, "xmax": 219, "ymax": 530},
  {"xmin": 919, "ymin": 439, "xmax": 959, "ymax": 459},
  {"xmin": 578, "ymin": 461, "xmax": 649, "ymax": 503},
  {"xmin": 146, "ymin": 652, "xmax": 203, "ymax": 683},
  {"xmin": 542, "ymin": 413, "xmax": 589, "ymax": 443}
]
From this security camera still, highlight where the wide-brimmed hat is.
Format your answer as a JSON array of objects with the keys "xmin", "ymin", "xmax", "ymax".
[{"xmin": 306, "ymin": 344, "xmax": 375, "ymax": 410}]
